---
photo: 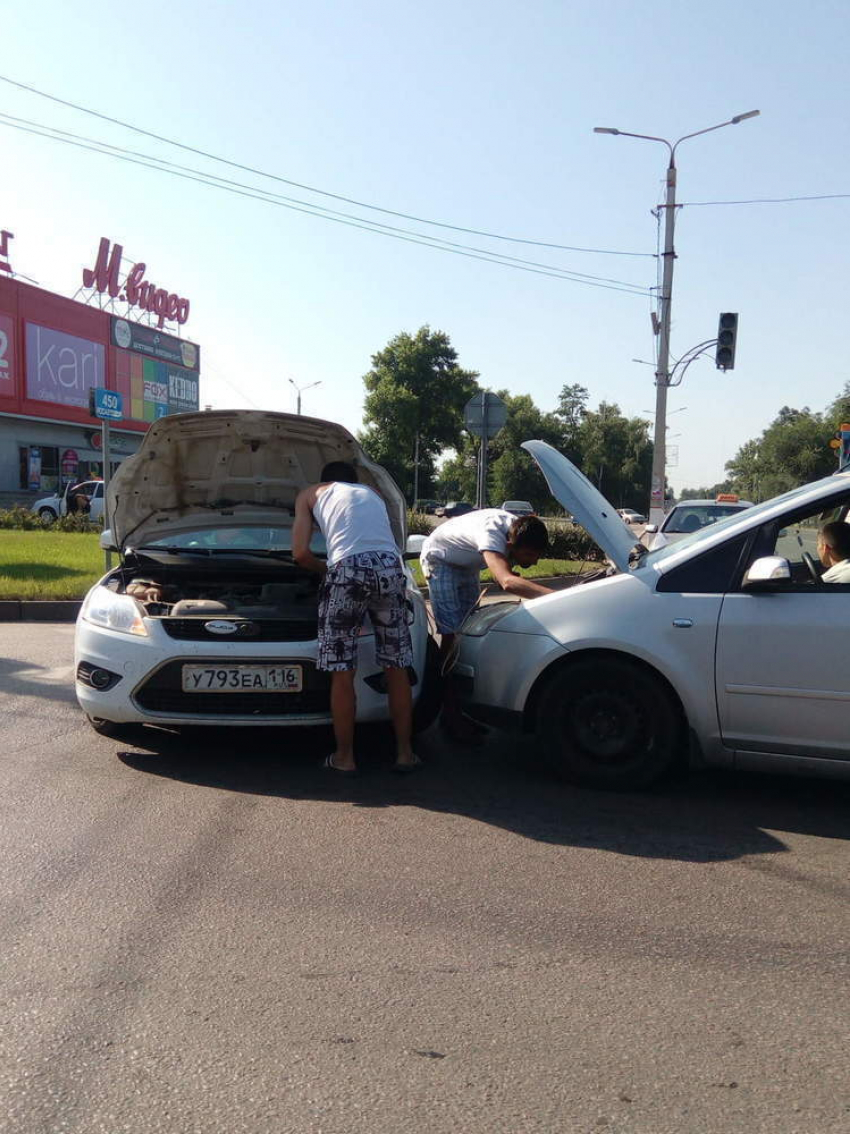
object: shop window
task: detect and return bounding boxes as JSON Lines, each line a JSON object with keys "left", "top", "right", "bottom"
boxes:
{"left": 18, "top": 447, "right": 28, "bottom": 490}
{"left": 39, "top": 446, "right": 60, "bottom": 492}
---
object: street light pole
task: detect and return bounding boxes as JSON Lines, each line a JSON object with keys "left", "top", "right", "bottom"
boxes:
{"left": 594, "top": 110, "right": 759, "bottom": 524}
{"left": 288, "top": 378, "right": 322, "bottom": 415}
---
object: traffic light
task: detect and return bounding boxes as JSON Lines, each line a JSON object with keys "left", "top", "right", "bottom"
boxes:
{"left": 715, "top": 312, "right": 738, "bottom": 370}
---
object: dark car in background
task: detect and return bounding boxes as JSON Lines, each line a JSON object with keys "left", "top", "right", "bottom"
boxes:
{"left": 436, "top": 501, "right": 476, "bottom": 518}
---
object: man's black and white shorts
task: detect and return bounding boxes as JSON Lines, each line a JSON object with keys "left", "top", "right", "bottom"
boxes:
{"left": 317, "top": 551, "right": 414, "bottom": 673}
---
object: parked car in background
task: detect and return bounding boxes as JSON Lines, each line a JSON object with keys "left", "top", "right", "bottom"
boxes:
{"left": 33, "top": 479, "right": 104, "bottom": 524}
{"left": 74, "top": 411, "right": 438, "bottom": 740}
{"left": 436, "top": 501, "right": 476, "bottom": 518}
{"left": 456, "top": 440, "right": 850, "bottom": 791}
{"left": 414, "top": 499, "right": 441, "bottom": 514}
{"left": 500, "top": 500, "right": 535, "bottom": 516}
{"left": 644, "top": 495, "right": 754, "bottom": 550}
{"left": 618, "top": 508, "right": 647, "bottom": 525}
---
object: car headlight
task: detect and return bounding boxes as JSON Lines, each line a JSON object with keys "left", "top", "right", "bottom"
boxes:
{"left": 461, "top": 602, "right": 517, "bottom": 637}
{"left": 81, "top": 586, "right": 148, "bottom": 637}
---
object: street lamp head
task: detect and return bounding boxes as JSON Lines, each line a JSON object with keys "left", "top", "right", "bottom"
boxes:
{"left": 731, "top": 109, "right": 760, "bottom": 124}
{"left": 288, "top": 378, "right": 296, "bottom": 388}
{"left": 593, "top": 127, "right": 620, "bottom": 135}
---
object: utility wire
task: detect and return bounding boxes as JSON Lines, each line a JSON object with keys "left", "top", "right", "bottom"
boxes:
{"left": 0, "top": 72, "right": 653, "bottom": 259}
{"left": 0, "top": 111, "right": 649, "bottom": 292}
{"left": 679, "top": 194, "right": 850, "bottom": 206}
{"left": 0, "top": 116, "right": 653, "bottom": 297}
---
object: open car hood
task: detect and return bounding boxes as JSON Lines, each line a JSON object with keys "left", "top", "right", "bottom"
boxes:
{"left": 106, "top": 410, "right": 407, "bottom": 552}
{"left": 522, "top": 440, "right": 641, "bottom": 573}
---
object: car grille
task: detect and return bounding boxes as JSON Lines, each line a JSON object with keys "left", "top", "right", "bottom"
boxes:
{"left": 134, "top": 659, "right": 331, "bottom": 716}
{"left": 161, "top": 618, "right": 317, "bottom": 643}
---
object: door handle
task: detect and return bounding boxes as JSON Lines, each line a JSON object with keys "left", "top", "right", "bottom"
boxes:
{"left": 672, "top": 618, "right": 693, "bottom": 628}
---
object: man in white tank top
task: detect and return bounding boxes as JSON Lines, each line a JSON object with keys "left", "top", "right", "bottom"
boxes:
{"left": 293, "top": 461, "right": 419, "bottom": 774}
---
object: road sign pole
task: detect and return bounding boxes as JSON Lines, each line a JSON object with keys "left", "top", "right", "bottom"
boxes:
{"left": 101, "top": 418, "right": 112, "bottom": 570}
{"left": 477, "top": 397, "right": 490, "bottom": 508}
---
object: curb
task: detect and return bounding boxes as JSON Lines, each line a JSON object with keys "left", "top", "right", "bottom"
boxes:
{"left": 0, "top": 601, "right": 82, "bottom": 622}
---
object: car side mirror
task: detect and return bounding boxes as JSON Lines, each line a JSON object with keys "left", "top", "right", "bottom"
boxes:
{"left": 644, "top": 523, "right": 658, "bottom": 534}
{"left": 404, "top": 533, "right": 426, "bottom": 559}
{"left": 742, "top": 555, "right": 791, "bottom": 590}
{"left": 99, "top": 529, "right": 118, "bottom": 552}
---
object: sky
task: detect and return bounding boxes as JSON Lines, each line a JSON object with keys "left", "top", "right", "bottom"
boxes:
{"left": 2, "top": 0, "right": 849, "bottom": 494}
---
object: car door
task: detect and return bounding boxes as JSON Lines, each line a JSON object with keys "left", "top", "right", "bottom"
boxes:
{"left": 715, "top": 498, "right": 850, "bottom": 761}
{"left": 88, "top": 482, "right": 105, "bottom": 521}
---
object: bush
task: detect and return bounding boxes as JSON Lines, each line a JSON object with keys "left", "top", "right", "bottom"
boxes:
{"left": 406, "top": 509, "right": 433, "bottom": 536}
{"left": 544, "top": 519, "right": 602, "bottom": 562}
{"left": 0, "top": 505, "right": 100, "bottom": 532}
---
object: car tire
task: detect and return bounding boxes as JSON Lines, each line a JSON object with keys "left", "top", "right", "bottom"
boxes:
{"left": 38, "top": 507, "right": 58, "bottom": 524}
{"left": 412, "top": 637, "right": 443, "bottom": 735}
{"left": 86, "top": 716, "right": 145, "bottom": 743}
{"left": 536, "top": 657, "right": 684, "bottom": 791}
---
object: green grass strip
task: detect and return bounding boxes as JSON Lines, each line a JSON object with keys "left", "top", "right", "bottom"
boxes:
{"left": 0, "top": 531, "right": 585, "bottom": 600}
{"left": 0, "top": 531, "right": 105, "bottom": 600}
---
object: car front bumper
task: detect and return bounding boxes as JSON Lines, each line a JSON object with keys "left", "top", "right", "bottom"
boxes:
{"left": 75, "top": 607, "right": 430, "bottom": 728}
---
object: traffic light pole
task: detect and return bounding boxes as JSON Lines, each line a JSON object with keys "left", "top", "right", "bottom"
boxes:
{"left": 649, "top": 158, "right": 677, "bottom": 525}
{"left": 593, "top": 110, "right": 759, "bottom": 525}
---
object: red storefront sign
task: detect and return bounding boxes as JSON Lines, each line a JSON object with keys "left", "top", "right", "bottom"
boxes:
{"left": 61, "top": 448, "right": 79, "bottom": 475}
{"left": 82, "top": 237, "right": 190, "bottom": 329}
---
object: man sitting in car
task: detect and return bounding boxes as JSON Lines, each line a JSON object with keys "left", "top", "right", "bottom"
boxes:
{"left": 818, "top": 521, "right": 850, "bottom": 582}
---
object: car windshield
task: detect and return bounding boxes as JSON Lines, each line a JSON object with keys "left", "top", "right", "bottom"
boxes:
{"left": 641, "top": 475, "right": 848, "bottom": 567}
{"left": 662, "top": 503, "right": 746, "bottom": 533}
{"left": 138, "top": 525, "right": 327, "bottom": 553}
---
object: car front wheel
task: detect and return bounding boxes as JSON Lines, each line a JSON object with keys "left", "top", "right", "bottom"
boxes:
{"left": 536, "top": 657, "right": 683, "bottom": 791}
{"left": 38, "top": 507, "right": 57, "bottom": 524}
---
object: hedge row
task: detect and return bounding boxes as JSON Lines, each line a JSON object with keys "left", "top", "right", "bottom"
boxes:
{"left": 0, "top": 505, "right": 101, "bottom": 532}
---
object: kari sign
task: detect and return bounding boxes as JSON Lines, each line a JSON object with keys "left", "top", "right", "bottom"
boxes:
{"left": 0, "top": 312, "right": 14, "bottom": 385}
{"left": 26, "top": 323, "right": 105, "bottom": 408}
{"left": 83, "top": 238, "right": 190, "bottom": 329}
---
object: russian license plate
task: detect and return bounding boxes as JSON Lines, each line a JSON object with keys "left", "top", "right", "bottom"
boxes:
{"left": 181, "top": 664, "right": 303, "bottom": 693}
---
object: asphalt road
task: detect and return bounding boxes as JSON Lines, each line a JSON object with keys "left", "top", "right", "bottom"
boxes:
{"left": 3, "top": 625, "right": 850, "bottom": 1134}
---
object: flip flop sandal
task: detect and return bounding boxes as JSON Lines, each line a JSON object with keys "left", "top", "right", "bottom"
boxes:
{"left": 322, "top": 754, "right": 357, "bottom": 776}
{"left": 393, "top": 754, "right": 423, "bottom": 774}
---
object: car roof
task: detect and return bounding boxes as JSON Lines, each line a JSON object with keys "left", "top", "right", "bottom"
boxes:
{"left": 670, "top": 499, "right": 753, "bottom": 508}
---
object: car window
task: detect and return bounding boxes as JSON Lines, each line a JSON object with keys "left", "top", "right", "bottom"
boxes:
{"left": 662, "top": 504, "right": 745, "bottom": 533}
{"left": 655, "top": 533, "right": 751, "bottom": 594}
{"left": 746, "top": 497, "right": 850, "bottom": 588}
{"left": 139, "top": 526, "right": 327, "bottom": 553}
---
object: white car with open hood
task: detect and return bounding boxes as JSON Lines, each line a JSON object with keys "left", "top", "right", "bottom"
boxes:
{"left": 456, "top": 440, "right": 850, "bottom": 790}
{"left": 74, "top": 411, "right": 438, "bottom": 738}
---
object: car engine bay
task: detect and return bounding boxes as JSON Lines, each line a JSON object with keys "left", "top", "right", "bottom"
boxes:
{"left": 109, "top": 566, "right": 322, "bottom": 622}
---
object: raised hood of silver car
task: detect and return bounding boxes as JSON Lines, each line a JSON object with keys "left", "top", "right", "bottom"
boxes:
{"left": 106, "top": 410, "right": 407, "bottom": 551}
{"left": 522, "top": 439, "right": 641, "bottom": 573}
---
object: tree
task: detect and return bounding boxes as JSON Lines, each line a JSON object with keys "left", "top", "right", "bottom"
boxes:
{"left": 574, "top": 402, "right": 653, "bottom": 510}
{"left": 725, "top": 406, "right": 835, "bottom": 501}
{"left": 359, "top": 326, "right": 479, "bottom": 502}
{"left": 678, "top": 482, "right": 733, "bottom": 501}
{"left": 487, "top": 391, "right": 566, "bottom": 511}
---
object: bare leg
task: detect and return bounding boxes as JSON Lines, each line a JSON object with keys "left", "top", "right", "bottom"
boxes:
{"left": 329, "top": 670, "right": 357, "bottom": 770}
{"left": 385, "top": 666, "right": 414, "bottom": 764}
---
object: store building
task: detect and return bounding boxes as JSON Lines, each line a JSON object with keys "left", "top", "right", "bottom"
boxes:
{"left": 0, "top": 234, "right": 200, "bottom": 507}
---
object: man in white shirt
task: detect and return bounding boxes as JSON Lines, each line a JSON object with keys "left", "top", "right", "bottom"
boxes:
{"left": 293, "top": 461, "right": 418, "bottom": 775}
{"left": 817, "top": 521, "right": 850, "bottom": 582}
{"left": 420, "top": 509, "right": 554, "bottom": 741}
